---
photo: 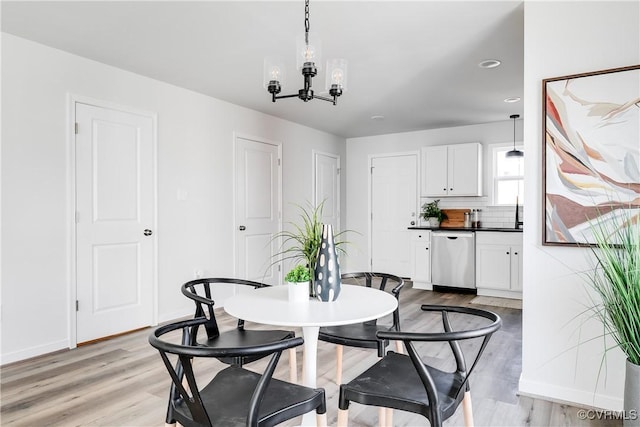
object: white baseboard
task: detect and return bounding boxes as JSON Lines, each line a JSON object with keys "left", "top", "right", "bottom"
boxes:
{"left": 519, "top": 374, "right": 623, "bottom": 411}
{"left": 1, "top": 339, "right": 69, "bottom": 366}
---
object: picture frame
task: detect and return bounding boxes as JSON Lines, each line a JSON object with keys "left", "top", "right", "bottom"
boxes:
{"left": 542, "top": 65, "right": 640, "bottom": 246}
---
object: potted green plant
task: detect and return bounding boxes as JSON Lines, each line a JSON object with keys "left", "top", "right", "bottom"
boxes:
{"left": 585, "top": 210, "right": 640, "bottom": 424}
{"left": 272, "top": 201, "right": 350, "bottom": 297}
{"left": 421, "top": 199, "right": 447, "bottom": 227}
{"left": 285, "top": 264, "right": 311, "bottom": 302}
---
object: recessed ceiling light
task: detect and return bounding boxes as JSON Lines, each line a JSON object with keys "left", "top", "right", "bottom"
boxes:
{"left": 371, "top": 115, "right": 385, "bottom": 121}
{"left": 478, "top": 59, "right": 501, "bottom": 69}
{"left": 504, "top": 97, "right": 521, "bottom": 103}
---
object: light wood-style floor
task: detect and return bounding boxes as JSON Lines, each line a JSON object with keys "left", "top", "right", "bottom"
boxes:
{"left": 1, "top": 285, "right": 621, "bottom": 426}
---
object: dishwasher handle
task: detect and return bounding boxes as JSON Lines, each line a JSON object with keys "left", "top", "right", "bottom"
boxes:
{"left": 433, "top": 232, "right": 475, "bottom": 239}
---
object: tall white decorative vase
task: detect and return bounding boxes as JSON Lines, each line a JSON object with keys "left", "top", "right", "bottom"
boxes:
{"left": 314, "top": 224, "right": 341, "bottom": 302}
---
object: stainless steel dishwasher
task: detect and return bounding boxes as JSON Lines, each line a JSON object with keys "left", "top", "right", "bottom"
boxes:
{"left": 431, "top": 231, "right": 475, "bottom": 289}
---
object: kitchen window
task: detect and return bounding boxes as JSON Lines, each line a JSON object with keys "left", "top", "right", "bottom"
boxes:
{"left": 491, "top": 144, "right": 524, "bottom": 205}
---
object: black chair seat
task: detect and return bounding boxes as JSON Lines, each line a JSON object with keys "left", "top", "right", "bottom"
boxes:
{"left": 318, "top": 323, "right": 390, "bottom": 350}
{"left": 199, "top": 328, "right": 295, "bottom": 365}
{"left": 339, "top": 351, "right": 464, "bottom": 420}
{"left": 173, "top": 366, "right": 325, "bottom": 427}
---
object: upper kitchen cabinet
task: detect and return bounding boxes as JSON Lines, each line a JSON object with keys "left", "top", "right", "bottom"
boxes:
{"left": 421, "top": 142, "right": 483, "bottom": 197}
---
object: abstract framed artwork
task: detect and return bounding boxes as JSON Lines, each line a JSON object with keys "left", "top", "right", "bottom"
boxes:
{"left": 542, "top": 65, "right": 640, "bottom": 246}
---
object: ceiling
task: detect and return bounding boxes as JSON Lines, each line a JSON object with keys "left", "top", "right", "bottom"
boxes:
{"left": 1, "top": 1, "right": 524, "bottom": 138}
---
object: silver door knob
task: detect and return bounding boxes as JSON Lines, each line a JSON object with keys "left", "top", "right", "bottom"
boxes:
{"left": 239, "top": 225, "right": 246, "bottom": 231}
{"left": 143, "top": 229, "right": 153, "bottom": 236}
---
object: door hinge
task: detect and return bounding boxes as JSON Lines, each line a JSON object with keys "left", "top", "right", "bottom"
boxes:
{"left": 370, "top": 166, "right": 374, "bottom": 174}
{"left": 278, "top": 264, "right": 281, "bottom": 272}
{"left": 75, "top": 123, "right": 78, "bottom": 134}
{"left": 337, "top": 168, "right": 341, "bottom": 175}
{"left": 76, "top": 300, "right": 79, "bottom": 311}
{"left": 278, "top": 158, "right": 281, "bottom": 166}
{"left": 75, "top": 211, "right": 80, "bottom": 223}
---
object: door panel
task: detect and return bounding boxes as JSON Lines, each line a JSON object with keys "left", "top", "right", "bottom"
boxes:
{"left": 371, "top": 154, "right": 417, "bottom": 277}
{"left": 75, "top": 102, "right": 155, "bottom": 343}
{"left": 314, "top": 152, "right": 340, "bottom": 229}
{"left": 235, "top": 137, "right": 281, "bottom": 285}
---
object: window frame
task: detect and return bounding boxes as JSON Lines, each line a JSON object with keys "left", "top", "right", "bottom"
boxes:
{"left": 489, "top": 142, "right": 524, "bottom": 206}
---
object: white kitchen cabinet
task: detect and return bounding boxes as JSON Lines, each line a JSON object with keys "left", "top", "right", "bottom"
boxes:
{"left": 475, "top": 232, "right": 522, "bottom": 299}
{"left": 421, "top": 142, "right": 482, "bottom": 197}
{"left": 410, "top": 231, "right": 432, "bottom": 290}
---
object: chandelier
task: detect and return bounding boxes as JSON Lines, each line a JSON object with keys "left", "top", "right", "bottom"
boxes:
{"left": 264, "top": 0, "right": 347, "bottom": 105}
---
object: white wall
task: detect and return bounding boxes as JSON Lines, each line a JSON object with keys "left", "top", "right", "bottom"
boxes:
{"left": 345, "top": 120, "right": 522, "bottom": 271}
{"left": 520, "top": 1, "right": 639, "bottom": 410}
{"left": 1, "top": 34, "right": 346, "bottom": 364}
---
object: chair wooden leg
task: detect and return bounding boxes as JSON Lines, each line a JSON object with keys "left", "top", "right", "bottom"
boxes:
{"left": 316, "top": 412, "right": 328, "bottom": 426}
{"left": 335, "top": 344, "right": 344, "bottom": 384}
{"left": 462, "top": 390, "right": 474, "bottom": 427}
{"left": 378, "top": 407, "right": 387, "bottom": 427}
{"left": 337, "top": 409, "right": 349, "bottom": 427}
{"left": 395, "top": 340, "right": 403, "bottom": 354}
{"left": 386, "top": 407, "right": 393, "bottom": 426}
{"left": 288, "top": 347, "right": 297, "bottom": 383}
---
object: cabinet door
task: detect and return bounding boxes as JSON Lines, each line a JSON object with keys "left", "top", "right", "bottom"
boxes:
{"left": 448, "top": 143, "right": 482, "bottom": 196}
{"left": 476, "top": 244, "right": 511, "bottom": 290}
{"left": 511, "top": 244, "right": 523, "bottom": 291}
{"left": 421, "top": 146, "right": 448, "bottom": 196}
{"left": 411, "top": 241, "right": 431, "bottom": 283}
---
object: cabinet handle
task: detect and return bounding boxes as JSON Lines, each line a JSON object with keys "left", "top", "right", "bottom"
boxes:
{"left": 506, "top": 251, "right": 510, "bottom": 255}
{"left": 425, "top": 247, "right": 429, "bottom": 250}
{"left": 443, "top": 188, "right": 446, "bottom": 191}
{"left": 514, "top": 252, "right": 518, "bottom": 255}
{"left": 450, "top": 188, "right": 453, "bottom": 191}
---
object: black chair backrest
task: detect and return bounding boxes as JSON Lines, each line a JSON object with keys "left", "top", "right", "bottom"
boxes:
{"left": 341, "top": 272, "right": 404, "bottom": 328}
{"left": 181, "top": 278, "right": 269, "bottom": 339}
{"left": 378, "top": 304, "right": 502, "bottom": 425}
{"left": 149, "top": 317, "right": 303, "bottom": 426}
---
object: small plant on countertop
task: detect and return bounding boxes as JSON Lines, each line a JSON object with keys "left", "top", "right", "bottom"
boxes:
{"left": 421, "top": 199, "right": 447, "bottom": 222}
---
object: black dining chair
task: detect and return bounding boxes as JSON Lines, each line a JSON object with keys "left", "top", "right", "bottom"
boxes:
{"left": 318, "top": 272, "right": 404, "bottom": 385}
{"left": 336, "top": 304, "right": 502, "bottom": 427}
{"left": 149, "top": 317, "right": 327, "bottom": 427}
{"left": 181, "top": 277, "right": 297, "bottom": 382}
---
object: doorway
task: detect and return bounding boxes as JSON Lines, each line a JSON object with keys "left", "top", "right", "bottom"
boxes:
{"left": 313, "top": 151, "right": 340, "bottom": 230}
{"left": 74, "top": 100, "right": 157, "bottom": 344}
{"left": 370, "top": 152, "right": 418, "bottom": 277}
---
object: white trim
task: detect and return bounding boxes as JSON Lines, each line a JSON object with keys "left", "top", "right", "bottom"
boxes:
{"left": 368, "top": 150, "right": 419, "bottom": 272}
{"left": 1, "top": 339, "right": 70, "bottom": 366}
{"left": 68, "top": 94, "right": 159, "bottom": 348}
{"left": 519, "top": 376, "right": 623, "bottom": 412}
{"left": 232, "top": 132, "right": 283, "bottom": 285}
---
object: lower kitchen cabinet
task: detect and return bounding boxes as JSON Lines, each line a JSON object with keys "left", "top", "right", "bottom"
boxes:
{"left": 475, "top": 232, "right": 522, "bottom": 299}
{"left": 410, "top": 231, "right": 432, "bottom": 290}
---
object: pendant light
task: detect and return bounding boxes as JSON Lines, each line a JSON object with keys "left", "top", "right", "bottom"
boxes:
{"left": 264, "top": 0, "right": 347, "bottom": 106}
{"left": 506, "top": 114, "right": 524, "bottom": 158}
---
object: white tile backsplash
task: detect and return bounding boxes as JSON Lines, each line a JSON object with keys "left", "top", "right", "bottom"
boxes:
{"left": 419, "top": 197, "right": 524, "bottom": 229}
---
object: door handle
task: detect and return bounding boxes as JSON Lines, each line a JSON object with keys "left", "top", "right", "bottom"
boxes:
{"left": 143, "top": 229, "right": 153, "bottom": 236}
{"left": 410, "top": 220, "right": 415, "bottom": 226}
{"left": 239, "top": 225, "right": 246, "bottom": 231}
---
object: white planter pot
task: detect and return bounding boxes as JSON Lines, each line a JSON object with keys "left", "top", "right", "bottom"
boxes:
{"left": 428, "top": 217, "right": 440, "bottom": 227}
{"left": 625, "top": 359, "right": 640, "bottom": 426}
{"left": 288, "top": 281, "right": 310, "bottom": 303}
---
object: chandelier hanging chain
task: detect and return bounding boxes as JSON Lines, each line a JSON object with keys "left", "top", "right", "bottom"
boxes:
{"left": 304, "top": 0, "right": 310, "bottom": 44}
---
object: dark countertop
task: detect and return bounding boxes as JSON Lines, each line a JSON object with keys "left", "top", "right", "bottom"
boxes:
{"left": 408, "top": 226, "right": 523, "bottom": 233}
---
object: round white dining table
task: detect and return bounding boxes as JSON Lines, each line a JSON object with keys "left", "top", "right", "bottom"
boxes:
{"left": 224, "top": 284, "right": 398, "bottom": 426}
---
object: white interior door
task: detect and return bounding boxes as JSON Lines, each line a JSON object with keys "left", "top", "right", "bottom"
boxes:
{"left": 235, "top": 136, "right": 281, "bottom": 285}
{"left": 75, "top": 102, "right": 155, "bottom": 343}
{"left": 313, "top": 151, "right": 340, "bottom": 230}
{"left": 370, "top": 153, "right": 418, "bottom": 277}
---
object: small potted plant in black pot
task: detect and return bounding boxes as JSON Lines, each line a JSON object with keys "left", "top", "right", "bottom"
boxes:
{"left": 421, "top": 199, "right": 447, "bottom": 227}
